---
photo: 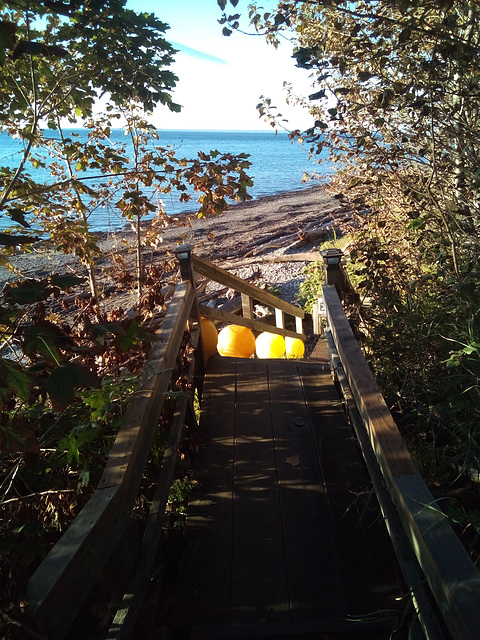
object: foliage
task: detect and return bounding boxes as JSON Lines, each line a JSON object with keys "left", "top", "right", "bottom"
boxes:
{"left": 298, "top": 260, "right": 323, "bottom": 313}
{"left": 0, "top": 0, "right": 252, "bottom": 462}
{"left": 348, "top": 224, "right": 480, "bottom": 483}
{"left": 0, "top": 0, "right": 252, "bottom": 293}
{"left": 0, "top": 1, "right": 253, "bottom": 631}
{"left": 218, "top": 1, "right": 480, "bottom": 486}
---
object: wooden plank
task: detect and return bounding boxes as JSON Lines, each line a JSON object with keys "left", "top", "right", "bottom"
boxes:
{"left": 266, "top": 360, "right": 346, "bottom": 621}
{"left": 324, "top": 328, "right": 448, "bottom": 639}
{"left": 241, "top": 293, "right": 254, "bottom": 319}
{"left": 323, "top": 284, "right": 480, "bottom": 640}
{"left": 275, "top": 308, "right": 285, "bottom": 329}
{"left": 193, "top": 254, "right": 304, "bottom": 319}
{"left": 98, "top": 281, "right": 195, "bottom": 498}
{"left": 191, "top": 616, "right": 402, "bottom": 639}
{"left": 323, "top": 285, "right": 415, "bottom": 478}
{"left": 299, "top": 359, "right": 404, "bottom": 617}
{"left": 230, "top": 359, "right": 289, "bottom": 624}
{"left": 28, "top": 485, "right": 129, "bottom": 640}
{"left": 28, "top": 283, "right": 195, "bottom": 640}
{"left": 107, "top": 346, "right": 198, "bottom": 639}
{"left": 173, "top": 355, "right": 237, "bottom": 631}
{"left": 295, "top": 315, "right": 303, "bottom": 335}
{"left": 199, "top": 304, "right": 305, "bottom": 341}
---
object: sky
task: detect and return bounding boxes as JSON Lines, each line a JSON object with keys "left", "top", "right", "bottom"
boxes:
{"left": 126, "top": 0, "right": 315, "bottom": 130}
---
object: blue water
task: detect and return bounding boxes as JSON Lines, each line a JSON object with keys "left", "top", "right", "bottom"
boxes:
{"left": 0, "top": 129, "right": 332, "bottom": 232}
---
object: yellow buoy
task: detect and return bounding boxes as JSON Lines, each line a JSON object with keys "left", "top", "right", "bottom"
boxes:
{"left": 255, "top": 332, "right": 286, "bottom": 359}
{"left": 217, "top": 325, "right": 256, "bottom": 358}
{"left": 285, "top": 336, "right": 305, "bottom": 359}
{"left": 200, "top": 317, "right": 218, "bottom": 359}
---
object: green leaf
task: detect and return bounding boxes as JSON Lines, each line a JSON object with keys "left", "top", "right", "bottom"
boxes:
{"left": 23, "top": 322, "right": 72, "bottom": 363}
{"left": 0, "top": 233, "right": 38, "bottom": 247}
{"left": 407, "top": 217, "right": 424, "bottom": 230}
{"left": 0, "top": 307, "right": 23, "bottom": 326}
{"left": 0, "top": 360, "right": 31, "bottom": 408}
{"left": 358, "top": 71, "right": 374, "bottom": 82}
{"left": 5, "top": 362, "right": 30, "bottom": 402}
{"left": 7, "top": 208, "right": 30, "bottom": 227}
{"left": 45, "top": 362, "right": 100, "bottom": 411}
{"left": 308, "top": 90, "right": 326, "bottom": 100}
{"left": 4, "top": 279, "right": 53, "bottom": 305}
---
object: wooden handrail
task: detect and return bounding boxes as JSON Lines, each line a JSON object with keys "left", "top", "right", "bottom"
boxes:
{"left": 323, "top": 283, "right": 480, "bottom": 640}
{"left": 191, "top": 253, "right": 305, "bottom": 340}
{"left": 198, "top": 303, "right": 305, "bottom": 340}
{"left": 28, "top": 281, "right": 197, "bottom": 640}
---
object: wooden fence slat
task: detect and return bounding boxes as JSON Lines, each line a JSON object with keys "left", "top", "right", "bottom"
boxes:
{"left": 274, "top": 308, "right": 284, "bottom": 329}
{"left": 199, "top": 304, "right": 305, "bottom": 341}
{"left": 241, "top": 293, "right": 254, "bottom": 319}
{"left": 323, "top": 283, "right": 480, "bottom": 640}
{"left": 192, "top": 254, "right": 304, "bottom": 319}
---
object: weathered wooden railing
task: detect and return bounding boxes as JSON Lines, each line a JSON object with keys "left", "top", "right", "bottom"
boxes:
{"left": 27, "top": 279, "right": 198, "bottom": 640}
{"left": 27, "top": 247, "right": 306, "bottom": 640}
{"left": 321, "top": 259, "right": 480, "bottom": 640}
{"left": 182, "top": 244, "right": 305, "bottom": 341}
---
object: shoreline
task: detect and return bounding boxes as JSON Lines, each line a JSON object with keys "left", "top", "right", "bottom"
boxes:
{"left": 96, "top": 183, "right": 330, "bottom": 239}
{"left": 0, "top": 184, "right": 344, "bottom": 289}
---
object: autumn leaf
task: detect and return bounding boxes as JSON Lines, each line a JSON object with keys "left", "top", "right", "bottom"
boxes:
{"left": 285, "top": 454, "right": 300, "bottom": 467}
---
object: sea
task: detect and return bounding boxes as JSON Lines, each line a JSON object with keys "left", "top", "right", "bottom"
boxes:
{"left": 0, "top": 129, "right": 333, "bottom": 232}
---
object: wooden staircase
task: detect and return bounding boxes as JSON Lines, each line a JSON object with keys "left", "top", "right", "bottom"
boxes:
{"left": 26, "top": 247, "right": 480, "bottom": 640}
{"left": 170, "top": 350, "right": 408, "bottom": 639}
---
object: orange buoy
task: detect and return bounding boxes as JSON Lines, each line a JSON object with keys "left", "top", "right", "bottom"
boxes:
{"left": 200, "top": 317, "right": 218, "bottom": 359}
{"left": 285, "top": 336, "right": 305, "bottom": 359}
{"left": 255, "top": 332, "right": 286, "bottom": 359}
{"left": 217, "top": 325, "right": 255, "bottom": 358}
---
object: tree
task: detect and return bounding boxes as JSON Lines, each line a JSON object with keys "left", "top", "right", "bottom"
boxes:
{"left": 0, "top": 0, "right": 253, "bottom": 604}
{"left": 219, "top": 0, "right": 480, "bottom": 479}
{"left": 222, "top": 1, "right": 480, "bottom": 276}
{"left": 0, "top": 0, "right": 180, "bottom": 263}
{"left": 0, "top": 0, "right": 252, "bottom": 296}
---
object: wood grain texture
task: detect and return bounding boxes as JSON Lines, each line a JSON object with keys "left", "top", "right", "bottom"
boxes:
{"left": 28, "top": 282, "right": 196, "bottom": 640}
{"left": 173, "top": 356, "right": 404, "bottom": 638}
{"left": 323, "top": 283, "right": 480, "bottom": 640}
{"left": 173, "top": 355, "right": 237, "bottom": 630}
{"left": 231, "top": 359, "right": 289, "bottom": 623}
{"left": 267, "top": 360, "right": 346, "bottom": 620}
{"left": 199, "top": 304, "right": 305, "bottom": 341}
{"left": 192, "top": 254, "right": 304, "bottom": 319}
{"left": 99, "top": 281, "right": 195, "bottom": 496}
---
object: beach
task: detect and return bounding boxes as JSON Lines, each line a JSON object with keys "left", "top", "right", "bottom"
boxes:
{"left": 1, "top": 185, "right": 343, "bottom": 274}
{"left": 0, "top": 185, "right": 355, "bottom": 318}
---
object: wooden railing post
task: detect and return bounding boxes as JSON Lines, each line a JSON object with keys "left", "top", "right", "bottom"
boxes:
{"left": 173, "top": 244, "right": 206, "bottom": 374}
{"left": 320, "top": 248, "right": 345, "bottom": 299}
{"left": 320, "top": 248, "right": 359, "bottom": 311}
{"left": 174, "top": 243, "right": 194, "bottom": 284}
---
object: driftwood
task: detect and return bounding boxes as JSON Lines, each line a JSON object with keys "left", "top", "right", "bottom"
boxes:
{"left": 219, "top": 253, "right": 322, "bottom": 271}
{"left": 209, "top": 210, "right": 341, "bottom": 261}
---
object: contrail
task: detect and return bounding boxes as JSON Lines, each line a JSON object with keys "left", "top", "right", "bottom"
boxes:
{"left": 169, "top": 41, "right": 227, "bottom": 64}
